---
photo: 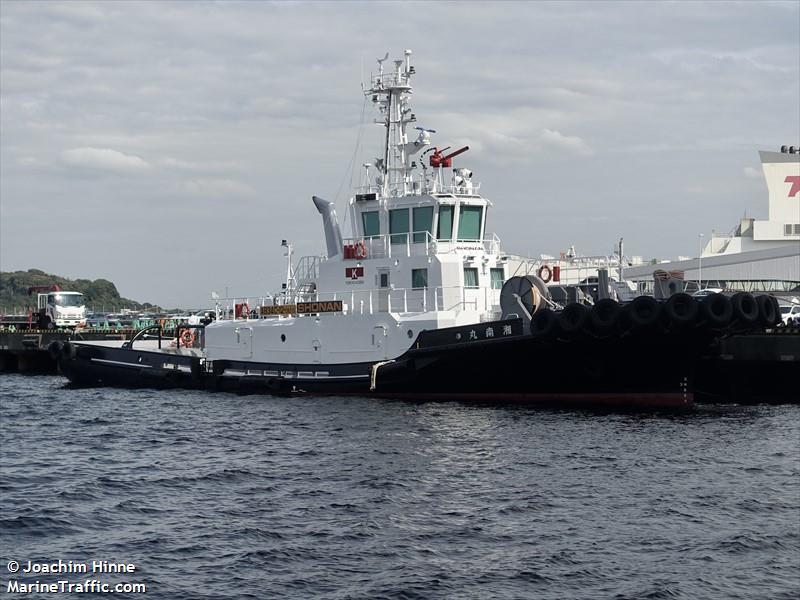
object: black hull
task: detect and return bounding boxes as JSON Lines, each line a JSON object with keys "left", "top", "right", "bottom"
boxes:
{"left": 370, "top": 327, "right": 704, "bottom": 408}
{"left": 59, "top": 345, "right": 207, "bottom": 390}
{"left": 58, "top": 342, "right": 372, "bottom": 395}
{"left": 56, "top": 317, "right": 720, "bottom": 409}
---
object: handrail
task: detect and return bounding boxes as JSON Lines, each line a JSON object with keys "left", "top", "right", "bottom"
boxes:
{"left": 125, "top": 324, "right": 164, "bottom": 350}
{"left": 290, "top": 255, "right": 322, "bottom": 283}
{"left": 125, "top": 323, "right": 206, "bottom": 350}
{"left": 353, "top": 182, "right": 483, "bottom": 196}
{"left": 214, "top": 283, "right": 502, "bottom": 320}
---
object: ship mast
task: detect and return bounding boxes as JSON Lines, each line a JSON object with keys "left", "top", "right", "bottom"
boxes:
{"left": 365, "top": 50, "right": 418, "bottom": 198}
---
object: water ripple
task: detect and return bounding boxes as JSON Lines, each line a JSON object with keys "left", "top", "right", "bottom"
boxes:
{"left": 1, "top": 374, "right": 798, "bottom": 599}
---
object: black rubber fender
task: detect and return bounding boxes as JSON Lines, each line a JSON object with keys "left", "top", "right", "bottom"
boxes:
{"left": 626, "top": 295, "right": 663, "bottom": 330}
{"left": 558, "top": 303, "right": 590, "bottom": 336}
{"left": 700, "top": 293, "right": 733, "bottom": 329}
{"left": 756, "top": 294, "right": 779, "bottom": 327}
{"left": 770, "top": 295, "right": 782, "bottom": 327}
{"left": 731, "top": 292, "right": 759, "bottom": 325}
{"left": 60, "top": 341, "right": 76, "bottom": 360}
{"left": 212, "top": 360, "right": 228, "bottom": 376}
{"left": 590, "top": 298, "right": 621, "bottom": 336}
{"left": 190, "top": 358, "right": 204, "bottom": 379}
{"left": 47, "top": 341, "right": 63, "bottom": 360}
{"left": 530, "top": 308, "right": 560, "bottom": 339}
{"left": 664, "top": 293, "right": 699, "bottom": 328}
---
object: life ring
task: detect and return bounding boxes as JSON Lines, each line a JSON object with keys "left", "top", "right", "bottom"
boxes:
{"left": 538, "top": 265, "right": 552, "bottom": 283}
{"left": 354, "top": 240, "right": 368, "bottom": 259}
{"left": 180, "top": 328, "right": 196, "bottom": 348}
{"left": 239, "top": 303, "right": 250, "bottom": 319}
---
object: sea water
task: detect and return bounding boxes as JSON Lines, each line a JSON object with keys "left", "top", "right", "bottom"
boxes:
{"left": 1, "top": 374, "right": 798, "bottom": 599}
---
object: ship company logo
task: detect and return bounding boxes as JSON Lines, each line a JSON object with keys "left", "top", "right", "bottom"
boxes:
{"left": 786, "top": 175, "right": 800, "bottom": 198}
{"left": 345, "top": 266, "right": 364, "bottom": 281}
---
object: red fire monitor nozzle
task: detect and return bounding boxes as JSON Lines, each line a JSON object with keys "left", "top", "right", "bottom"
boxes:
{"left": 430, "top": 145, "right": 469, "bottom": 168}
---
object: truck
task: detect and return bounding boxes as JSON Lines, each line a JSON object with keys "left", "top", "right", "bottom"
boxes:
{"left": 27, "top": 285, "right": 87, "bottom": 329}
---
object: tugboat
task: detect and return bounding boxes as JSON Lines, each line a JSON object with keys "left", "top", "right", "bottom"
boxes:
{"left": 56, "top": 50, "right": 782, "bottom": 407}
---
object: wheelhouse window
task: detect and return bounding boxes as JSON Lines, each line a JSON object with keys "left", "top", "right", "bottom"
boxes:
{"left": 463, "top": 267, "right": 479, "bottom": 288}
{"left": 412, "top": 206, "right": 434, "bottom": 243}
{"left": 457, "top": 206, "right": 483, "bottom": 241}
{"left": 362, "top": 211, "right": 380, "bottom": 237}
{"left": 437, "top": 205, "right": 454, "bottom": 240}
{"left": 490, "top": 268, "right": 504, "bottom": 289}
{"left": 412, "top": 268, "right": 428, "bottom": 289}
{"left": 389, "top": 208, "right": 410, "bottom": 245}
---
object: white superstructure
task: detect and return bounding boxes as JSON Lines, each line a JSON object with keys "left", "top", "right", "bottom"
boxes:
{"left": 203, "top": 51, "right": 509, "bottom": 366}
{"left": 706, "top": 148, "right": 800, "bottom": 255}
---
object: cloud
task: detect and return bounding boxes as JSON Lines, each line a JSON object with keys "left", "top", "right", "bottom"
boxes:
{"left": 1, "top": 1, "right": 797, "bottom": 306}
{"left": 180, "top": 177, "right": 255, "bottom": 198}
{"left": 157, "top": 156, "right": 243, "bottom": 173}
{"left": 61, "top": 147, "right": 150, "bottom": 173}
{"left": 16, "top": 156, "right": 45, "bottom": 168}
{"left": 538, "top": 129, "right": 593, "bottom": 156}
{"left": 159, "top": 157, "right": 201, "bottom": 170}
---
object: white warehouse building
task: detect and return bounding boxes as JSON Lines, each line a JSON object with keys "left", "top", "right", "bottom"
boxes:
{"left": 623, "top": 147, "right": 800, "bottom": 292}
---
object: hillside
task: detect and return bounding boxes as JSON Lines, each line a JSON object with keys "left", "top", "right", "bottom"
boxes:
{"left": 0, "top": 269, "right": 153, "bottom": 314}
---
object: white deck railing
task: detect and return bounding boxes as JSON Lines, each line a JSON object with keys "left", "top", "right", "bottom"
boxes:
{"left": 216, "top": 284, "right": 502, "bottom": 320}
{"left": 354, "top": 181, "right": 482, "bottom": 197}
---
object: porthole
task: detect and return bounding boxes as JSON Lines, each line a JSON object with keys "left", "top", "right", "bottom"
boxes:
{"left": 281, "top": 334, "right": 286, "bottom": 342}
{"left": 407, "top": 329, "right": 413, "bottom": 338}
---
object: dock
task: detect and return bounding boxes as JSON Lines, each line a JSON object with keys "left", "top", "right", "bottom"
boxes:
{"left": 0, "top": 329, "right": 165, "bottom": 373}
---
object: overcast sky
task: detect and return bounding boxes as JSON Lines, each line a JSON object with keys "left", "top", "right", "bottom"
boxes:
{"left": 1, "top": 1, "right": 798, "bottom": 308}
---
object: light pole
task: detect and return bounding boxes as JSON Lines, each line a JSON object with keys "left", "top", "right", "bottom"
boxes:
{"left": 698, "top": 233, "right": 704, "bottom": 292}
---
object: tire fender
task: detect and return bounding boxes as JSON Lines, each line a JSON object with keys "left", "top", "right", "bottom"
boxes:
{"left": 665, "top": 293, "right": 699, "bottom": 328}
{"left": 591, "top": 298, "right": 621, "bottom": 336}
{"left": 701, "top": 293, "right": 733, "bottom": 329}
{"left": 558, "top": 303, "right": 590, "bottom": 335}
{"left": 530, "top": 308, "right": 560, "bottom": 339}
